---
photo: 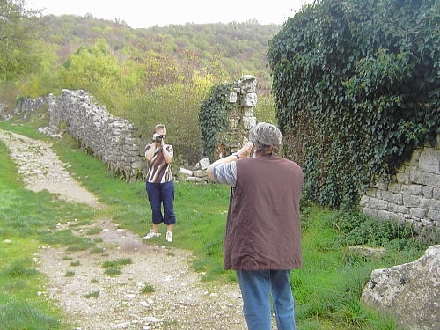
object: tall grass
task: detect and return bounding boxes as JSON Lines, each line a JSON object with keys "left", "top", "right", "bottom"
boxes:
{"left": 0, "top": 120, "right": 434, "bottom": 329}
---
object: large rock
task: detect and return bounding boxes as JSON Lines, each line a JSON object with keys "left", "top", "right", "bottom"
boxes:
{"left": 361, "top": 245, "right": 440, "bottom": 330}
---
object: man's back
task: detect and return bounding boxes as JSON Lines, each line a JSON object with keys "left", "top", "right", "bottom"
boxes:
{"left": 224, "top": 156, "right": 304, "bottom": 270}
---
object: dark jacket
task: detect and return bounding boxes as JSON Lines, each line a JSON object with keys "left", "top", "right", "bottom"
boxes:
{"left": 224, "top": 155, "right": 304, "bottom": 270}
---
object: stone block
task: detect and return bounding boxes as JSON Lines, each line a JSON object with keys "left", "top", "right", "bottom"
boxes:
{"left": 388, "top": 182, "right": 402, "bottom": 193}
{"left": 236, "top": 75, "right": 257, "bottom": 93}
{"left": 371, "top": 199, "right": 389, "bottom": 210}
{"left": 180, "top": 167, "right": 193, "bottom": 176}
{"left": 409, "top": 149, "right": 422, "bottom": 165}
{"left": 411, "top": 170, "right": 440, "bottom": 188}
{"left": 243, "top": 116, "right": 256, "bottom": 130}
{"left": 428, "top": 209, "right": 440, "bottom": 222}
{"left": 401, "top": 184, "right": 423, "bottom": 196}
{"left": 376, "top": 209, "right": 402, "bottom": 221}
{"left": 364, "top": 188, "right": 377, "bottom": 198}
{"left": 403, "top": 194, "right": 422, "bottom": 208}
{"left": 377, "top": 190, "right": 403, "bottom": 204}
{"left": 359, "top": 195, "right": 371, "bottom": 206}
{"left": 198, "top": 157, "right": 210, "bottom": 170}
{"left": 240, "top": 92, "right": 257, "bottom": 107}
{"left": 389, "top": 203, "right": 409, "bottom": 215}
{"left": 229, "top": 91, "right": 238, "bottom": 103}
{"left": 419, "top": 149, "right": 440, "bottom": 174}
{"left": 409, "top": 208, "right": 427, "bottom": 218}
{"left": 243, "top": 107, "right": 254, "bottom": 117}
{"left": 193, "top": 170, "right": 206, "bottom": 178}
{"left": 362, "top": 245, "right": 440, "bottom": 330}
{"left": 395, "top": 172, "right": 409, "bottom": 183}
{"left": 422, "top": 186, "right": 434, "bottom": 198}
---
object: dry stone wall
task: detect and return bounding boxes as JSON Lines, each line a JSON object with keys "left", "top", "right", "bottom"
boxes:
{"left": 360, "top": 135, "right": 440, "bottom": 233}
{"left": 17, "top": 89, "right": 145, "bottom": 182}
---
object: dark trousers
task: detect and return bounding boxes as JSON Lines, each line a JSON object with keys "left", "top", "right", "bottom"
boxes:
{"left": 146, "top": 181, "right": 176, "bottom": 225}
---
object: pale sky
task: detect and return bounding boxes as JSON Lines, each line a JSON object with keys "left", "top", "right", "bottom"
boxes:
{"left": 26, "top": 0, "right": 314, "bottom": 29}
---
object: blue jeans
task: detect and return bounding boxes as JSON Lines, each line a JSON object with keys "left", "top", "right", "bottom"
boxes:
{"left": 237, "top": 269, "right": 296, "bottom": 330}
{"left": 146, "top": 181, "right": 176, "bottom": 225}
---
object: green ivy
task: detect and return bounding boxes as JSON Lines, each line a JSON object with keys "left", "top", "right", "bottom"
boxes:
{"left": 268, "top": 0, "right": 440, "bottom": 209}
{"left": 199, "top": 83, "right": 234, "bottom": 160}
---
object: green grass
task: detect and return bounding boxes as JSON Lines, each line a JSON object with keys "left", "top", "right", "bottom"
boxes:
{"left": 102, "top": 258, "right": 132, "bottom": 277}
{"left": 0, "top": 120, "right": 435, "bottom": 329}
{"left": 141, "top": 283, "right": 155, "bottom": 294}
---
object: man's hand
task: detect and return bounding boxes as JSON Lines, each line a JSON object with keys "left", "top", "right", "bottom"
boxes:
{"left": 237, "top": 142, "right": 254, "bottom": 158}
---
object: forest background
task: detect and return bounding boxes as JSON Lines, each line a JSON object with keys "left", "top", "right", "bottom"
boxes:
{"left": 0, "top": 2, "right": 280, "bottom": 166}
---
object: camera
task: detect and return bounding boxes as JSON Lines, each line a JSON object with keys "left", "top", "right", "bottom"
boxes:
{"left": 153, "top": 135, "right": 164, "bottom": 143}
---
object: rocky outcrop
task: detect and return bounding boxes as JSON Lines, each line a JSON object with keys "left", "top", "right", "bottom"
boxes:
{"left": 361, "top": 245, "right": 440, "bottom": 330}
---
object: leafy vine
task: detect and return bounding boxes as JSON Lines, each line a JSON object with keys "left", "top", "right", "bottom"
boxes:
{"left": 268, "top": 0, "right": 439, "bottom": 208}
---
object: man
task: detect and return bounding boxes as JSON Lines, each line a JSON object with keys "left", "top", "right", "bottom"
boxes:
{"left": 143, "top": 124, "right": 176, "bottom": 243}
{"left": 207, "top": 122, "right": 304, "bottom": 329}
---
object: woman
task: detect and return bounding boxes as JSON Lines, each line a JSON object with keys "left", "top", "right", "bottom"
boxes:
{"left": 143, "top": 124, "right": 176, "bottom": 242}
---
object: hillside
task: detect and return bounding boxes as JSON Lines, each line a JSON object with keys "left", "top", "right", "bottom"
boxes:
{"left": 35, "top": 14, "right": 282, "bottom": 92}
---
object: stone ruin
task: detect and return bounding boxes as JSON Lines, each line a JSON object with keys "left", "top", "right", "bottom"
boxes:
{"left": 179, "top": 75, "right": 257, "bottom": 183}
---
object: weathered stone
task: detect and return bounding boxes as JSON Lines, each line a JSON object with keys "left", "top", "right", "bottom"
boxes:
{"left": 361, "top": 245, "right": 440, "bottom": 330}
{"left": 419, "top": 149, "right": 440, "bottom": 174}
{"left": 396, "top": 172, "right": 410, "bottom": 184}
{"left": 348, "top": 245, "right": 386, "bottom": 258}
{"left": 240, "top": 92, "right": 257, "bottom": 107}
{"left": 377, "top": 190, "right": 403, "bottom": 204}
{"left": 229, "top": 92, "right": 238, "bottom": 103}
{"left": 185, "top": 176, "right": 207, "bottom": 182}
{"left": 179, "top": 167, "right": 193, "bottom": 176}
{"left": 403, "top": 194, "right": 422, "bottom": 208}
{"left": 411, "top": 170, "right": 440, "bottom": 188}
{"left": 193, "top": 170, "right": 206, "bottom": 178}
{"left": 198, "top": 158, "right": 210, "bottom": 170}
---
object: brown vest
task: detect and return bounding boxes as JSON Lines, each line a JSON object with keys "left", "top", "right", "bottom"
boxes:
{"left": 224, "top": 156, "right": 304, "bottom": 270}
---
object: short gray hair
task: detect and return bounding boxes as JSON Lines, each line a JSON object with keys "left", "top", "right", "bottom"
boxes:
{"left": 249, "top": 122, "right": 282, "bottom": 155}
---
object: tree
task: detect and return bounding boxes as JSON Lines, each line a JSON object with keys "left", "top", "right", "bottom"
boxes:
{"left": 0, "top": 0, "right": 41, "bottom": 82}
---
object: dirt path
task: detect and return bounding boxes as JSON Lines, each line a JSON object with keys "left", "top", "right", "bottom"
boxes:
{"left": 0, "top": 129, "right": 247, "bottom": 330}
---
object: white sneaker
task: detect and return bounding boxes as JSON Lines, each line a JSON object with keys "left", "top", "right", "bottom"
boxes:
{"left": 166, "top": 231, "right": 173, "bottom": 242}
{"left": 143, "top": 230, "right": 161, "bottom": 239}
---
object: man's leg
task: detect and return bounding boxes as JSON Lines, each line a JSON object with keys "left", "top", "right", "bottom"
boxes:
{"left": 271, "top": 270, "right": 296, "bottom": 330}
{"left": 237, "top": 269, "right": 272, "bottom": 330}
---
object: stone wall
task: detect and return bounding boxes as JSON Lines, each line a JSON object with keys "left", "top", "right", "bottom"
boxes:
{"left": 360, "top": 135, "right": 440, "bottom": 233}
{"left": 17, "top": 89, "right": 145, "bottom": 182}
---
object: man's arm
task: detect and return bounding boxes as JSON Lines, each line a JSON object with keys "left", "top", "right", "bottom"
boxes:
{"left": 207, "top": 142, "right": 253, "bottom": 182}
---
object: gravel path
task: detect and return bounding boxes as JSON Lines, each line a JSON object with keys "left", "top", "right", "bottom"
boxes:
{"left": 0, "top": 129, "right": 247, "bottom": 330}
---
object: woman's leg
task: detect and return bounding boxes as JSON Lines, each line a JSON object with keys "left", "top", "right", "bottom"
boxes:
{"left": 146, "top": 182, "right": 164, "bottom": 225}
{"left": 161, "top": 181, "right": 176, "bottom": 226}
